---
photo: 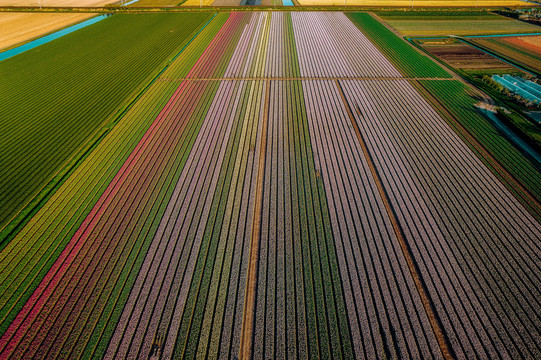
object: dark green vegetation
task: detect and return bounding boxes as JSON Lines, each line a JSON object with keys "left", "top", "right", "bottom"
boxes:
{"left": 419, "top": 80, "right": 541, "bottom": 204}
{"left": 497, "top": 108, "right": 541, "bottom": 150}
{"left": 479, "top": 77, "right": 541, "bottom": 152}
{"left": 347, "top": 12, "right": 451, "bottom": 78}
{"left": 408, "top": 35, "right": 541, "bottom": 176}
{"left": 0, "top": 12, "right": 212, "bottom": 231}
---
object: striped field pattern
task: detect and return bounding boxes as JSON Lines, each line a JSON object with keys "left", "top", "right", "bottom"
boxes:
{"left": 0, "top": 11, "right": 539, "bottom": 360}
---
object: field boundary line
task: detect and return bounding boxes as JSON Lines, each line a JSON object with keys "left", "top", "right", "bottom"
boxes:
{"left": 334, "top": 79, "right": 455, "bottom": 360}
{"left": 239, "top": 80, "right": 270, "bottom": 360}
{"left": 159, "top": 76, "right": 455, "bottom": 81}
{"left": 410, "top": 79, "right": 541, "bottom": 220}
{"left": 0, "top": 7, "right": 535, "bottom": 13}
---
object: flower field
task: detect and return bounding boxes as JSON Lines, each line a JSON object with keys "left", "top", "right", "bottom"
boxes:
{"left": 469, "top": 35, "right": 541, "bottom": 74}
{"left": 0, "top": 10, "right": 540, "bottom": 360}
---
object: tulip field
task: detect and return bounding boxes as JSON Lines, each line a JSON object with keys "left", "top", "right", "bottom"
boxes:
{"left": 0, "top": 10, "right": 540, "bottom": 360}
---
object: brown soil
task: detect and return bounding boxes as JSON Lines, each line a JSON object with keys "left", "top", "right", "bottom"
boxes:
{"left": 423, "top": 43, "right": 514, "bottom": 71}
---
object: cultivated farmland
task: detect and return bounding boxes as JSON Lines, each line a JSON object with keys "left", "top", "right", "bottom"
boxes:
{"left": 0, "top": 12, "right": 212, "bottom": 231}
{"left": 0, "top": 0, "right": 116, "bottom": 5}
{"left": 377, "top": 10, "right": 541, "bottom": 36}
{"left": 0, "top": 8, "right": 540, "bottom": 360}
{"left": 417, "top": 38, "right": 517, "bottom": 73}
{"left": 298, "top": 0, "right": 531, "bottom": 5}
{"left": 0, "top": 12, "right": 96, "bottom": 50}
{"left": 470, "top": 35, "right": 541, "bottom": 74}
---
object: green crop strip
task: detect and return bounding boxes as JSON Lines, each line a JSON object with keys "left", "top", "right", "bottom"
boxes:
{"left": 0, "top": 12, "right": 212, "bottom": 232}
{"left": 0, "top": 12, "right": 220, "bottom": 342}
{"left": 160, "top": 12, "right": 232, "bottom": 79}
{"left": 173, "top": 81, "right": 247, "bottom": 360}
{"left": 419, "top": 80, "right": 541, "bottom": 206}
{"left": 84, "top": 80, "right": 223, "bottom": 360}
{"left": 374, "top": 10, "right": 501, "bottom": 20}
{"left": 173, "top": 80, "right": 263, "bottom": 360}
{"left": 286, "top": 12, "right": 353, "bottom": 358}
{"left": 346, "top": 12, "right": 451, "bottom": 78}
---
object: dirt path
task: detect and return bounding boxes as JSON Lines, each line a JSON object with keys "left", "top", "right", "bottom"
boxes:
{"left": 239, "top": 79, "right": 269, "bottom": 360}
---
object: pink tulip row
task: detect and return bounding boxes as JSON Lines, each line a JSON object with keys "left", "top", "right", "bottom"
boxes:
{"left": 339, "top": 78, "right": 541, "bottom": 359}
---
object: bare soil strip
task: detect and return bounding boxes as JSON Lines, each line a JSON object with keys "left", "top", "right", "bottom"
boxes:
{"left": 239, "top": 79, "right": 269, "bottom": 360}
{"left": 334, "top": 78, "right": 454, "bottom": 360}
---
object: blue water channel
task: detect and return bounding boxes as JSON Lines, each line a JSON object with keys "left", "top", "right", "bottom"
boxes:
{"left": 282, "top": 0, "right": 294, "bottom": 5}
{"left": 0, "top": 14, "right": 109, "bottom": 62}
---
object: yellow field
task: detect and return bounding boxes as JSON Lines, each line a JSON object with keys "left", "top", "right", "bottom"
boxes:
{"left": 520, "top": 35, "right": 541, "bottom": 48}
{"left": 0, "top": 0, "right": 116, "bottom": 5}
{"left": 0, "top": 12, "right": 95, "bottom": 50}
{"left": 127, "top": 0, "right": 181, "bottom": 6}
{"left": 182, "top": 0, "right": 214, "bottom": 5}
{"left": 298, "top": 0, "right": 530, "bottom": 5}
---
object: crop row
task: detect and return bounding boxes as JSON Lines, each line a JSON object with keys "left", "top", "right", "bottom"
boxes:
{"left": 253, "top": 79, "right": 354, "bottom": 360}
{"left": 0, "top": 13, "right": 213, "bottom": 230}
{"left": 292, "top": 12, "right": 401, "bottom": 78}
{"left": 302, "top": 79, "right": 442, "bottom": 359}
{"left": 470, "top": 36, "right": 541, "bottom": 74}
{"left": 0, "top": 78, "right": 221, "bottom": 360}
{"left": 1, "top": 10, "right": 539, "bottom": 360}
{"left": 185, "top": 12, "right": 254, "bottom": 79}
{"left": 347, "top": 13, "right": 451, "bottom": 78}
{"left": 104, "top": 79, "right": 250, "bottom": 360}
{"left": 106, "top": 13, "right": 311, "bottom": 360}
{"left": 0, "top": 13, "right": 228, "bottom": 360}
{"left": 340, "top": 78, "right": 541, "bottom": 359}
{"left": 419, "top": 80, "right": 541, "bottom": 202}
{"left": 105, "top": 14, "right": 268, "bottom": 357}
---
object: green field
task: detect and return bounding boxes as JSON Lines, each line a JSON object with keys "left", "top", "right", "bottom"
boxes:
{"left": 347, "top": 12, "right": 451, "bottom": 78}
{"left": 0, "top": 12, "right": 212, "bottom": 232}
{"left": 377, "top": 10, "right": 541, "bottom": 36}
{"left": 0, "top": 12, "right": 223, "bottom": 354}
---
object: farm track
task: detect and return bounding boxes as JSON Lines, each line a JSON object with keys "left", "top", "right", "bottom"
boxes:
{"left": 302, "top": 78, "right": 443, "bottom": 359}
{"left": 335, "top": 79, "right": 453, "bottom": 360}
{"left": 106, "top": 12, "right": 266, "bottom": 360}
{"left": 1, "top": 10, "right": 540, "bottom": 360}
